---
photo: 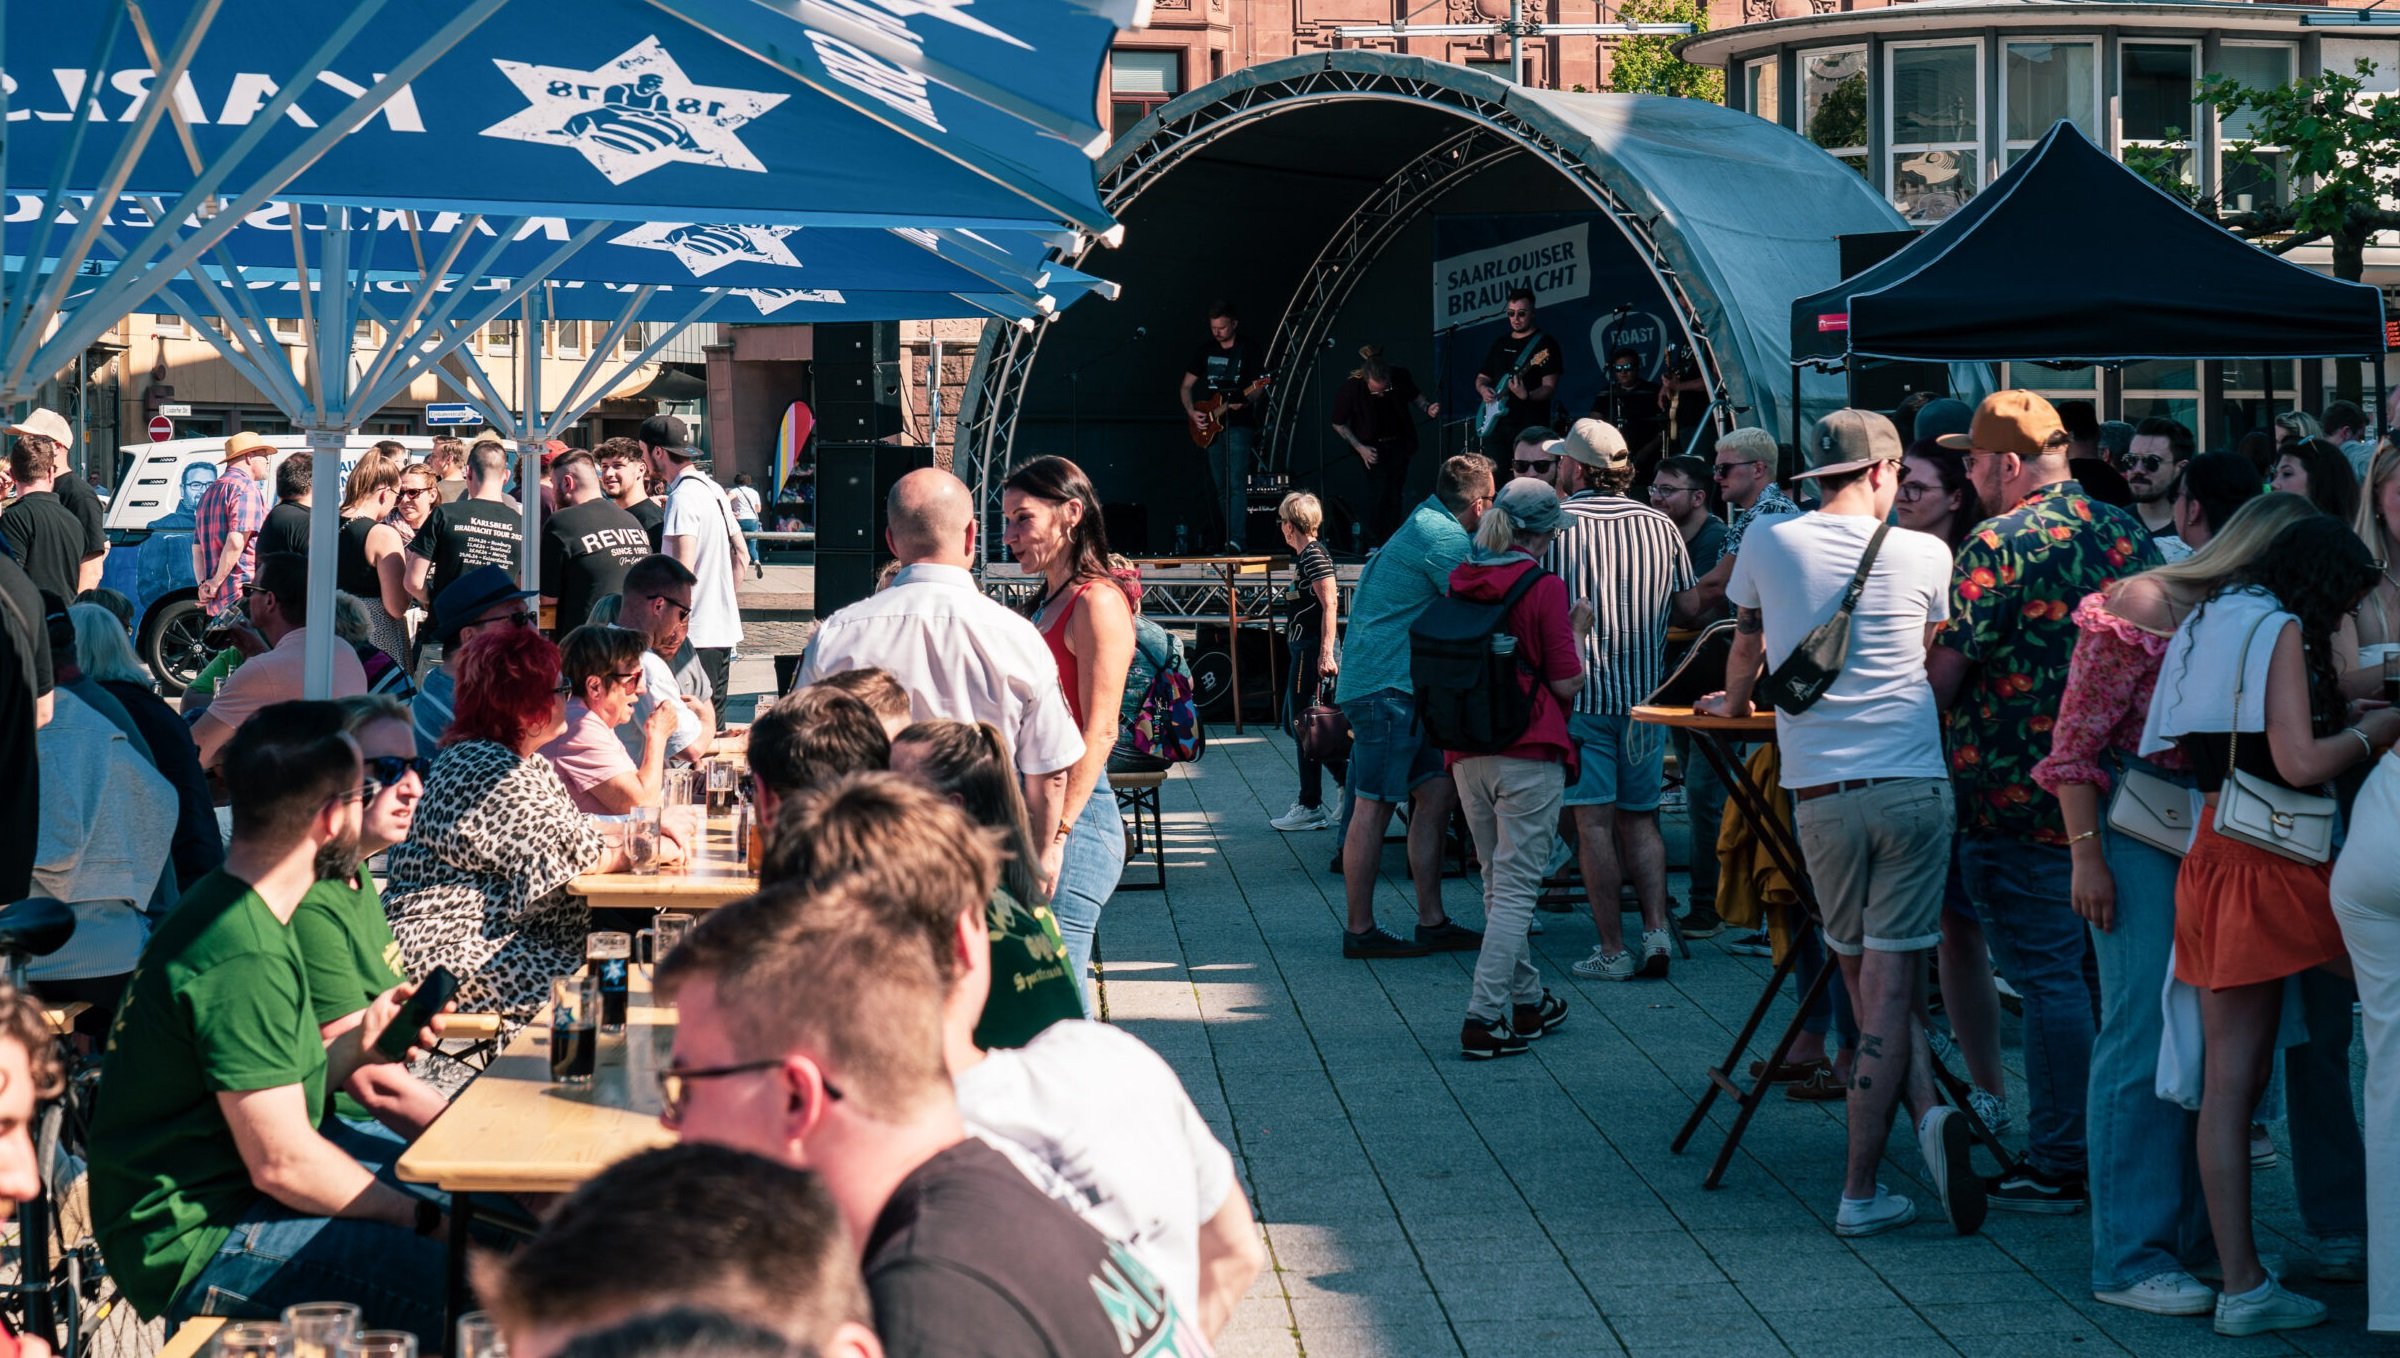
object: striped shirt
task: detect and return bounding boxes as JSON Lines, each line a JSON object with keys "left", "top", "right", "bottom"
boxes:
{"left": 1544, "top": 492, "right": 1694, "bottom": 715}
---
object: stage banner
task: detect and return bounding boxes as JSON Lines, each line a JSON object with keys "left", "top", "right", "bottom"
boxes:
{"left": 1431, "top": 211, "right": 1683, "bottom": 450}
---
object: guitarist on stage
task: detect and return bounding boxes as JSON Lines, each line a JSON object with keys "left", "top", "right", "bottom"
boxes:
{"left": 1473, "top": 287, "right": 1562, "bottom": 463}
{"left": 1181, "top": 301, "right": 1269, "bottom": 552}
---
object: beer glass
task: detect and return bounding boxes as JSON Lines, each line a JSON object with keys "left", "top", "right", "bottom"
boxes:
{"left": 456, "top": 1312, "right": 507, "bottom": 1358}
{"left": 335, "top": 1334, "right": 416, "bottom": 1358}
{"left": 281, "top": 1304, "right": 361, "bottom": 1358}
{"left": 625, "top": 806, "right": 662, "bottom": 876}
{"left": 588, "top": 931, "right": 632, "bottom": 1034}
{"left": 550, "top": 976, "right": 597, "bottom": 1084}
{"left": 215, "top": 1322, "right": 291, "bottom": 1358}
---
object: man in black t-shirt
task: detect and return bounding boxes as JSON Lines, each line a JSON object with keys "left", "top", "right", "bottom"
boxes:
{"left": 1474, "top": 287, "right": 1562, "bottom": 465}
{"left": 1589, "top": 347, "right": 1666, "bottom": 477}
{"left": 256, "top": 451, "right": 314, "bottom": 561}
{"left": 1, "top": 434, "right": 92, "bottom": 604}
{"left": 407, "top": 439, "right": 526, "bottom": 606}
{"left": 1180, "top": 302, "right": 1268, "bottom": 552}
{"left": 541, "top": 451, "right": 651, "bottom": 635}
{"left": 5, "top": 411, "right": 105, "bottom": 592}
{"left": 657, "top": 883, "right": 1210, "bottom": 1358}
{"left": 0, "top": 554, "right": 51, "bottom": 903}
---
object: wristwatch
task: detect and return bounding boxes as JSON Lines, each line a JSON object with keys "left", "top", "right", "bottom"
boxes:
{"left": 413, "top": 1197, "right": 442, "bottom": 1237}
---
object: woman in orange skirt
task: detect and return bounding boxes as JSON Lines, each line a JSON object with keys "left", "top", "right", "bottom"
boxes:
{"left": 2140, "top": 514, "right": 2400, "bottom": 1335}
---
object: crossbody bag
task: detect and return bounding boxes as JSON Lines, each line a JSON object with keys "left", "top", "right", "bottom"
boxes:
{"left": 2211, "top": 610, "right": 2336, "bottom": 864}
{"left": 1755, "top": 519, "right": 1891, "bottom": 716}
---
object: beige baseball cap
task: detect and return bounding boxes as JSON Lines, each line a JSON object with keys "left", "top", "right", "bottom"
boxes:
{"left": 5, "top": 409, "right": 71, "bottom": 450}
{"left": 1552, "top": 417, "right": 1630, "bottom": 472}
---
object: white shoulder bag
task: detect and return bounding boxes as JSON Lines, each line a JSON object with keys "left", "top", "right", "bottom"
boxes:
{"left": 2211, "top": 611, "right": 2336, "bottom": 865}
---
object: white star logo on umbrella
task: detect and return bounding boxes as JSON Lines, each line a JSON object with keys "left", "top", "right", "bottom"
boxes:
{"left": 481, "top": 37, "right": 788, "bottom": 185}
{"left": 733, "top": 287, "right": 844, "bottom": 314}
{"left": 612, "top": 222, "right": 803, "bottom": 278}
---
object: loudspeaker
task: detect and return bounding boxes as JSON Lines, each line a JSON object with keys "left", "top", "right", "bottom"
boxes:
{"left": 815, "top": 321, "right": 903, "bottom": 442}
{"left": 815, "top": 550, "right": 880, "bottom": 616}
{"left": 813, "top": 442, "right": 934, "bottom": 555}
{"left": 1850, "top": 359, "right": 1949, "bottom": 413}
{"left": 1191, "top": 622, "right": 1280, "bottom": 721}
{"left": 1103, "top": 502, "right": 1149, "bottom": 556}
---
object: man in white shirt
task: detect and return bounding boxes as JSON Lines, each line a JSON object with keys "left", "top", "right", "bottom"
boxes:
{"left": 726, "top": 473, "right": 766, "bottom": 581}
{"left": 797, "top": 468, "right": 1082, "bottom": 881}
{"left": 1698, "top": 409, "right": 1980, "bottom": 1241}
{"left": 614, "top": 554, "right": 711, "bottom": 766}
{"left": 640, "top": 415, "right": 745, "bottom": 720}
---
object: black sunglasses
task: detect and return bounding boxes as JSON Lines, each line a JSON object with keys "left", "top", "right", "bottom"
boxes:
{"left": 1711, "top": 462, "right": 1752, "bottom": 478}
{"left": 361, "top": 755, "right": 431, "bottom": 797}
{"left": 1612, "top": 363, "right": 1638, "bottom": 374}
{"left": 1514, "top": 459, "right": 1557, "bottom": 474}
{"left": 642, "top": 593, "right": 693, "bottom": 621}
{"left": 2115, "top": 452, "right": 2169, "bottom": 474}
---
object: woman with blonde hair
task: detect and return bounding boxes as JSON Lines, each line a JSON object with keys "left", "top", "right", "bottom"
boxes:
{"left": 2350, "top": 439, "right": 2400, "bottom": 696}
{"left": 340, "top": 452, "right": 415, "bottom": 666}
{"left": 1270, "top": 491, "right": 1344, "bottom": 831}
{"left": 1330, "top": 343, "right": 1440, "bottom": 547}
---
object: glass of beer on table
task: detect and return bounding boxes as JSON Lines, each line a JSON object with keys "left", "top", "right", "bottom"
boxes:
{"left": 550, "top": 976, "right": 598, "bottom": 1084}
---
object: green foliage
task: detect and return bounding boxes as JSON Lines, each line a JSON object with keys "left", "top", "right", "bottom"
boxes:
{"left": 2122, "top": 133, "right": 2198, "bottom": 206}
{"left": 1808, "top": 70, "right": 1867, "bottom": 152}
{"left": 1605, "top": 0, "right": 1724, "bottom": 102}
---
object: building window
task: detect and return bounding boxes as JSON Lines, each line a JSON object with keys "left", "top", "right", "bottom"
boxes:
{"left": 2002, "top": 40, "right": 2097, "bottom": 166}
{"left": 2212, "top": 43, "right": 2296, "bottom": 213}
{"left": 1109, "top": 49, "right": 1181, "bottom": 141}
{"left": 1746, "top": 58, "right": 1783, "bottom": 126}
{"left": 353, "top": 318, "right": 379, "bottom": 346}
{"left": 622, "top": 321, "right": 646, "bottom": 354}
{"left": 1798, "top": 47, "right": 1868, "bottom": 179}
{"left": 484, "top": 319, "right": 516, "bottom": 356}
{"left": 2218, "top": 358, "right": 2298, "bottom": 451}
{"left": 2122, "top": 41, "right": 2200, "bottom": 189}
{"left": 150, "top": 314, "right": 188, "bottom": 339}
{"left": 272, "top": 316, "right": 303, "bottom": 340}
{"left": 554, "top": 320, "right": 584, "bottom": 357}
{"left": 2122, "top": 359, "right": 2199, "bottom": 433}
{"left": 1886, "top": 41, "right": 1981, "bottom": 224}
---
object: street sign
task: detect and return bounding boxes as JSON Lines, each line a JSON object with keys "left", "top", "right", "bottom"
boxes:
{"left": 426, "top": 403, "right": 481, "bottom": 426}
{"left": 157, "top": 403, "right": 192, "bottom": 417}
{"left": 147, "top": 415, "right": 172, "bottom": 441}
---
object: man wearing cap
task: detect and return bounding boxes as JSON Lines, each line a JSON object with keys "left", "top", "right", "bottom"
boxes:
{"left": 192, "top": 432, "right": 274, "bottom": 618}
{"left": 2, "top": 418, "right": 94, "bottom": 604}
{"left": 641, "top": 414, "right": 744, "bottom": 716}
{"left": 5, "top": 410, "right": 105, "bottom": 594}
{"left": 1928, "top": 390, "right": 2159, "bottom": 1215}
{"left": 192, "top": 553, "right": 368, "bottom": 770}
{"left": 406, "top": 439, "right": 524, "bottom": 611}
{"left": 408, "top": 565, "right": 538, "bottom": 760}
{"left": 1541, "top": 420, "right": 1694, "bottom": 983}
{"left": 1699, "top": 409, "right": 1980, "bottom": 1238}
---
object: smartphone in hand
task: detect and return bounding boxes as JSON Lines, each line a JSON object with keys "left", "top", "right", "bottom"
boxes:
{"left": 373, "top": 966, "right": 460, "bottom": 1062}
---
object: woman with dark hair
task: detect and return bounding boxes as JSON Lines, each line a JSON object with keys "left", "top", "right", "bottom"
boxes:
{"left": 889, "top": 718, "right": 1085, "bottom": 1046}
{"left": 1895, "top": 439, "right": 1981, "bottom": 552}
{"left": 385, "top": 626, "right": 667, "bottom": 1034}
{"left": 339, "top": 451, "right": 414, "bottom": 666}
{"left": 2271, "top": 437, "right": 2361, "bottom": 525}
{"left": 2140, "top": 514, "right": 2400, "bottom": 1334}
{"left": 2234, "top": 430, "right": 2277, "bottom": 482}
{"left": 1001, "top": 454, "right": 1131, "bottom": 999}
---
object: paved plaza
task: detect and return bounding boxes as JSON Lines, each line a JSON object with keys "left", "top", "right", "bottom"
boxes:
{"left": 1089, "top": 730, "right": 2386, "bottom": 1358}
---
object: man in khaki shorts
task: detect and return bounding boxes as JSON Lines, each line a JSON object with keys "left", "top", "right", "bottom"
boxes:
{"left": 1697, "top": 409, "right": 1982, "bottom": 1239}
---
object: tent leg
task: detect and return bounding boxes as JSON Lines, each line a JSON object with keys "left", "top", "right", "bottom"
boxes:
{"left": 2377, "top": 355, "right": 2389, "bottom": 450}
{"left": 1790, "top": 366, "right": 1803, "bottom": 457}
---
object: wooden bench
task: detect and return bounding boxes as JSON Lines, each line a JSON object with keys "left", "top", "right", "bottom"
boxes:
{"left": 158, "top": 1315, "right": 224, "bottom": 1358}
{"left": 1112, "top": 769, "right": 1171, "bottom": 891}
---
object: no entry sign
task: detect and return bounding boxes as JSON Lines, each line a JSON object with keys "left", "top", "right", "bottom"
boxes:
{"left": 147, "top": 414, "right": 173, "bottom": 441}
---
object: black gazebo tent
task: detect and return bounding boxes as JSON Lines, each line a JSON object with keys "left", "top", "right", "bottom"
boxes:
{"left": 1791, "top": 120, "right": 2390, "bottom": 432}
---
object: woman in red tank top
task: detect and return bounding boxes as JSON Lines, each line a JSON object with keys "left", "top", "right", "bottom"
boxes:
{"left": 1001, "top": 457, "right": 1134, "bottom": 998}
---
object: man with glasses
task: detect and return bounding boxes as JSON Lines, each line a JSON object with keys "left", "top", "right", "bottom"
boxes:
{"left": 1678, "top": 427, "right": 1798, "bottom": 624}
{"left": 409, "top": 564, "right": 538, "bottom": 760}
{"left": 2122, "top": 417, "right": 2194, "bottom": 560}
{"left": 193, "top": 431, "right": 273, "bottom": 619}
{"left": 296, "top": 695, "right": 449, "bottom": 1148}
{"left": 1474, "top": 288, "right": 1562, "bottom": 464}
{"left": 1588, "top": 346, "right": 1665, "bottom": 474}
{"left": 91, "top": 701, "right": 451, "bottom": 1343}
{"left": 1646, "top": 455, "right": 1726, "bottom": 587}
{"left": 193, "top": 553, "right": 368, "bottom": 770}
{"left": 657, "top": 882, "right": 1210, "bottom": 1357}
{"left": 1511, "top": 426, "right": 1566, "bottom": 494}
{"left": 615, "top": 553, "right": 713, "bottom": 766}
{"left": 1646, "top": 453, "right": 1732, "bottom": 937}
{"left": 1928, "top": 390, "right": 2159, "bottom": 1215}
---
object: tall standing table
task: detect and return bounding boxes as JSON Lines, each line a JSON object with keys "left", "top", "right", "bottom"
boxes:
{"left": 1140, "top": 553, "right": 1283, "bottom": 733}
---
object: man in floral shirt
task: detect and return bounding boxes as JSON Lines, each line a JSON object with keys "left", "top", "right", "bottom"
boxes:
{"left": 1929, "top": 391, "right": 2159, "bottom": 1217}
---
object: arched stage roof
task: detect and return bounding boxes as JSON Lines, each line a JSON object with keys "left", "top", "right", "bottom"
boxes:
{"left": 961, "top": 52, "right": 1912, "bottom": 543}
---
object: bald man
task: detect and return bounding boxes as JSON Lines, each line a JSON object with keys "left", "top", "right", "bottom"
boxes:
{"left": 796, "top": 469, "right": 1082, "bottom": 882}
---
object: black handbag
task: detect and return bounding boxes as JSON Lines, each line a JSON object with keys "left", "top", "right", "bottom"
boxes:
{"left": 1295, "top": 678, "right": 1352, "bottom": 764}
{"left": 1756, "top": 520, "right": 1891, "bottom": 716}
{"left": 1648, "top": 619, "right": 1737, "bottom": 708}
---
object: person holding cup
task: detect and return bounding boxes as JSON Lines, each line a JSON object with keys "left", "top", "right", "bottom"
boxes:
{"left": 386, "top": 628, "right": 677, "bottom": 1043}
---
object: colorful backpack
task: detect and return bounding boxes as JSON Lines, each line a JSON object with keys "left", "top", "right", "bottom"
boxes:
{"left": 1118, "top": 616, "right": 1205, "bottom": 765}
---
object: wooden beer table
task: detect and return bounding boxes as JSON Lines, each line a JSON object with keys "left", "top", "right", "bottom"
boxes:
{"left": 398, "top": 994, "right": 679, "bottom": 1325}
{"left": 567, "top": 814, "right": 760, "bottom": 912}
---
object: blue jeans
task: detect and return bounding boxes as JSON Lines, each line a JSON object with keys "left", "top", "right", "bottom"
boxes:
{"left": 1957, "top": 833, "right": 2096, "bottom": 1176}
{"left": 2288, "top": 968, "right": 2367, "bottom": 1242}
{"left": 1209, "top": 425, "right": 1256, "bottom": 546}
{"left": 2085, "top": 789, "right": 2210, "bottom": 1291}
{"left": 1054, "top": 770, "right": 1126, "bottom": 1004}
{"left": 171, "top": 1177, "right": 447, "bottom": 1347}
{"left": 736, "top": 515, "right": 762, "bottom": 565}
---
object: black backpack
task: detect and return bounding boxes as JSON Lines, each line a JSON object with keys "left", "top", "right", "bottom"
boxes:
{"left": 1409, "top": 567, "right": 1548, "bottom": 754}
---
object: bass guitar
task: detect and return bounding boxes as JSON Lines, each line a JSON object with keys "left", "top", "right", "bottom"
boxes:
{"left": 1473, "top": 336, "right": 1552, "bottom": 442}
{"left": 1190, "top": 375, "right": 1272, "bottom": 449}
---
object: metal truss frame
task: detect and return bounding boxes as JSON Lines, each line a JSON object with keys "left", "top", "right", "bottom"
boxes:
{"left": 957, "top": 58, "right": 1740, "bottom": 562}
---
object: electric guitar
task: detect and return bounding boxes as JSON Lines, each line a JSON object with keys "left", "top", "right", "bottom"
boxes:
{"left": 1190, "top": 375, "right": 1273, "bottom": 449}
{"left": 1474, "top": 335, "right": 1552, "bottom": 441}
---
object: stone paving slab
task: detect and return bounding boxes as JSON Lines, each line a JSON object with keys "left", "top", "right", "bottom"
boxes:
{"left": 1089, "top": 730, "right": 2385, "bottom": 1357}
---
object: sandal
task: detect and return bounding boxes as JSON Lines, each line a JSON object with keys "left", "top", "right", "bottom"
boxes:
{"left": 1785, "top": 1067, "right": 1850, "bottom": 1102}
{"left": 1747, "top": 1056, "right": 1832, "bottom": 1085}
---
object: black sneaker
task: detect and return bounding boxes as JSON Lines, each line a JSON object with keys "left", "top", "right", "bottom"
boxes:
{"left": 1512, "top": 991, "right": 1568, "bottom": 1038}
{"left": 1343, "top": 926, "right": 1430, "bottom": 959}
{"left": 1678, "top": 907, "right": 1726, "bottom": 940}
{"left": 1460, "top": 1017, "right": 1530, "bottom": 1061}
{"left": 1985, "top": 1157, "right": 2088, "bottom": 1214}
{"left": 1414, "top": 917, "right": 1484, "bottom": 952}
{"left": 1327, "top": 850, "right": 1345, "bottom": 876}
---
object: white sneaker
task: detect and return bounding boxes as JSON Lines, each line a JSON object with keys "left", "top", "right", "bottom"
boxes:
{"left": 1834, "top": 1185, "right": 1916, "bottom": 1238}
{"left": 1270, "top": 802, "right": 1331, "bottom": 832}
{"left": 2214, "top": 1278, "right": 2328, "bottom": 1337}
{"left": 1639, "top": 928, "right": 1671, "bottom": 978}
{"left": 1967, "top": 1086, "right": 2013, "bottom": 1137}
{"left": 1572, "top": 947, "right": 1638, "bottom": 981}
{"left": 2094, "top": 1270, "right": 2215, "bottom": 1317}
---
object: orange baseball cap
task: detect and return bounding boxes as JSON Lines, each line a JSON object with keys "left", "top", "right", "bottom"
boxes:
{"left": 1936, "top": 391, "right": 2064, "bottom": 457}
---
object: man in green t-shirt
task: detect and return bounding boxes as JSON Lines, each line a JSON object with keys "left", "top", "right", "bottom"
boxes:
{"left": 297, "top": 696, "right": 448, "bottom": 1147}
{"left": 88, "top": 701, "right": 451, "bottom": 1343}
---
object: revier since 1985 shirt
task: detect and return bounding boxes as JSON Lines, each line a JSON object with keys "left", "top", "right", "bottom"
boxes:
{"left": 541, "top": 497, "right": 652, "bottom": 635}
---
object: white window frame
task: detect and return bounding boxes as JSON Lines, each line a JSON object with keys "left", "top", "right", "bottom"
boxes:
{"left": 2119, "top": 38, "right": 2203, "bottom": 193}
{"left": 554, "top": 319, "right": 585, "bottom": 358}
{"left": 1796, "top": 45, "right": 1869, "bottom": 173}
{"left": 149, "top": 313, "right": 188, "bottom": 339}
{"left": 1999, "top": 37, "right": 2101, "bottom": 167}
{"left": 1745, "top": 57, "right": 1784, "bottom": 127}
{"left": 484, "top": 319, "right": 515, "bottom": 357}
{"left": 1884, "top": 38, "right": 1986, "bottom": 217}
{"left": 2210, "top": 41, "right": 2297, "bottom": 214}
{"left": 621, "top": 321, "right": 646, "bottom": 355}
